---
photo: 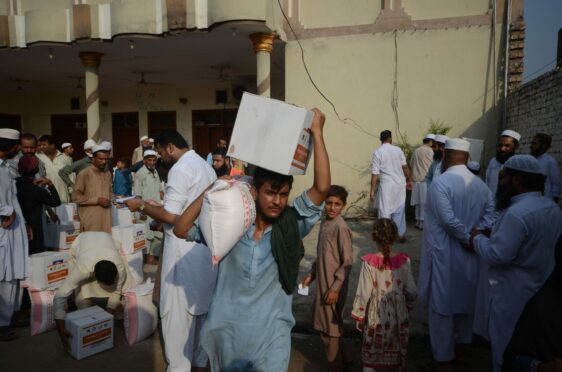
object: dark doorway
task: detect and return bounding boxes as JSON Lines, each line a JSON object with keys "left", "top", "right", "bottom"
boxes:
{"left": 51, "top": 114, "right": 87, "bottom": 160}
{"left": 0, "top": 114, "right": 22, "bottom": 131}
{"left": 148, "top": 111, "right": 176, "bottom": 141}
{"left": 192, "top": 109, "right": 237, "bottom": 158}
{"left": 112, "top": 112, "right": 139, "bottom": 164}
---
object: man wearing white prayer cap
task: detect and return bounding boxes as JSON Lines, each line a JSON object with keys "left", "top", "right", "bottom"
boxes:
{"left": 71, "top": 143, "right": 112, "bottom": 233}
{"left": 418, "top": 138, "right": 496, "bottom": 369}
{"left": 425, "top": 134, "right": 449, "bottom": 187}
{"left": 410, "top": 133, "right": 436, "bottom": 229}
{"left": 131, "top": 135, "right": 152, "bottom": 165}
{"left": 485, "top": 129, "right": 521, "bottom": 195}
{"left": 468, "top": 154, "right": 562, "bottom": 371}
{"left": 58, "top": 138, "right": 97, "bottom": 189}
{"left": 60, "top": 143, "right": 74, "bottom": 165}
{"left": 467, "top": 161, "right": 481, "bottom": 175}
{"left": 0, "top": 129, "right": 28, "bottom": 341}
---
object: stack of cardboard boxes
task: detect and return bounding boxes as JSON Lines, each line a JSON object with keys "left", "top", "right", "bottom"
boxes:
{"left": 44, "top": 203, "right": 80, "bottom": 250}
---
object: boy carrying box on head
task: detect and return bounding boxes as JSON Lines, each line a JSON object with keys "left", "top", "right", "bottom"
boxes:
{"left": 173, "top": 108, "right": 330, "bottom": 371}
{"left": 301, "top": 185, "right": 354, "bottom": 371}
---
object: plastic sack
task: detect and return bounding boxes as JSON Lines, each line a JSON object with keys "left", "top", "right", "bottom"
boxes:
{"left": 123, "top": 280, "right": 158, "bottom": 345}
{"left": 28, "top": 287, "right": 56, "bottom": 336}
{"left": 199, "top": 179, "right": 256, "bottom": 265}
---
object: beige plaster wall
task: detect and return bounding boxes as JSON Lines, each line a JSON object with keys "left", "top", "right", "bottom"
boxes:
{"left": 285, "top": 27, "right": 503, "bottom": 209}
{"left": 403, "top": 0, "right": 489, "bottom": 20}
{"left": 299, "top": 0, "right": 381, "bottom": 29}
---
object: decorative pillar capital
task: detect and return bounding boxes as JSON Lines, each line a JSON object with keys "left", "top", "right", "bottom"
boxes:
{"left": 249, "top": 33, "right": 274, "bottom": 53}
{"left": 79, "top": 52, "right": 103, "bottom": 68}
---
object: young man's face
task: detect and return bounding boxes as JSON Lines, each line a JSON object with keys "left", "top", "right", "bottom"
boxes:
{"left": 254, "top": 181, "right": 291, "bottom": 221}
{"left": 38, "top": 140, "right": 55, "bottom": 155}
{"left": 21, "top": 138, "right": 37, "bottom": 155}
{"left": 497, "top": 136, "right": 518, "bottom": 156}
{"left": 325, "top": 196, "right": 345, "bottom": 220}
{"left": 212, "top": 154, "right": 226, "bottom": 170}
{"left": 156, "top": 144, "right": 175, "bottom": 167}
{"left": 530, "top": 137, "right": 546, "bottom": 157}
{"left": 92, "top": 151, "right": 109, "bottom": 171}
{"left": 64, "top": 146, "right": 74, "bottom": 156}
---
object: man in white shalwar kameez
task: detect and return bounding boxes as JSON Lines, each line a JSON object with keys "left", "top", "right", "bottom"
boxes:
{"left": 469, "top": 155, "right": 562, "bottom": 372}
{"left": 370, "top": 130, "right": 412, "bottom": 239}
{"left": 0, "top": 129, "right": 28, "bottom": 341}
{"left": 530, "top": 133, "right": 561, "bottom": 202}
{"left": 425, "top": 134, "right": 448, "bottom": 188}
{"left": 418, "top": 138, "right": 495, "bottom": 367}
{"left": 126, "top": 130, "right": 216, "bottom": 372}
{"left": 410, "top": 133, "right": 435, "bottom": 229}
{"left": 485, "top": 129, "right": 520, "bottom": 195}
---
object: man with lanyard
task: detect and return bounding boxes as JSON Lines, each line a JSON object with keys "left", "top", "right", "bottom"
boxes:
{"left": 485, "top": 129, "right": 520, "bottom": 195}
{"left": 468, "top": 155, "right": 562, "bottom": 371}
{"left": 370, "top": 130, "right": 412, "bottom": 241}
{"left": 125, "top": 130, "right": 216, "bottom": 372}
{"left": 173, "top": 108, "right": 330, "bottom": 371}
{"left": 0, "top": 129, "right": 28, "bottom": 341}
{"left": 410, "top": 133, "right": 435, "bottom": 229}
{"left": 418, "top": 138, "right": 495, "bottom": 370}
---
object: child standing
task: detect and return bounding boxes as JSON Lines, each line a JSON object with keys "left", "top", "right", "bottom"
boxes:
{"left": 351, "top": 218, "right": 417, "bottom": 371}
{"left": 301, "top": 185, "right": 354, "bottom": 371}
{"left": 112, "top": 157, "right": 132, "bottom": 196}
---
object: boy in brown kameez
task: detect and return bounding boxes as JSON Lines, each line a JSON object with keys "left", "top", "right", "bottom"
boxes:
{"left": 301, "top": 185, "right": 353, "bottom": 371}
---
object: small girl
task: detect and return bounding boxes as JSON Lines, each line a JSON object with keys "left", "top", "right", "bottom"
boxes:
{"left": 351, "top": 218, "right": 417, "bottom": 371}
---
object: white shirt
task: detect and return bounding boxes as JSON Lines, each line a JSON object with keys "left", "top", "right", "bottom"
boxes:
{"left": 371, "top": 143, "right": 407, "bottom": 215}
{"left": 161, "top": 150, "right": 217, "bottom": 316}
{"left": 0, "top": 158, "right": 28, "bottom": 282}
{"left": 536, "top": 153, "right": 561, "bottom": 200}
{"left": 474, "top": 192, "right": 562, "bottom": 370}
{"left": 418, "top": 165, "right": 495, "bottom": 315}
{"left": 37, "top": 151, "right": 70, "bottom": 203}
{"left": 485, "top": 157, "right": 502, "bottom": 194}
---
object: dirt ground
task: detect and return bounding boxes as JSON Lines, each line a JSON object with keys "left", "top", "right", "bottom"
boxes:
{"left": 0, "top": 219, "right": 492, "bottom": 371}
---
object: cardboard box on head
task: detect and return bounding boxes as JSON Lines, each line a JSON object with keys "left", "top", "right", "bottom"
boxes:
{"left": 65, "top": 306, "right": 113, "bottom": 360}
{"left": 227, "top": 92, "right": 314, "bottom": 175}
{"left": 28, "top": 251, "right": 70, "bottom": 290}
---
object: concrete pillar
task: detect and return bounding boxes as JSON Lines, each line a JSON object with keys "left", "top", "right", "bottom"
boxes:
{"left": 249, "top": 33, "right": 274, "bottom": 97}
{"left": 79, "top": 52, "right": 103, "bottom": 141}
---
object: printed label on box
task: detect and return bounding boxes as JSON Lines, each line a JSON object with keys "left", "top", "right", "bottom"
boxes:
{"left": 82, "top": 321, "right": 112, "bottom": 347}
{"left": 46, "top": 260, "right": 69, "bottom": 284}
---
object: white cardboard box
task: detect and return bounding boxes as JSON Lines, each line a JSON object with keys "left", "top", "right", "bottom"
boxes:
{"left": 227, "top": 92, "right": 314, "bottom": 175}
{"left": 28, "top": 251, "right": 70, "bottom": 290}
{"left": 111, "top": 205, "right": 134, "bottom": 226}
{"left": 44, "top": 221, "right": 80, "bottom": 250}
{"left": 55, "top": 203, "right": 79, "bottom": 222}
{"left": 65, "top": 306, "right": 114, "bottom": 360}
{"left": 112, "top": 224, "right": 146, "bottom": 255}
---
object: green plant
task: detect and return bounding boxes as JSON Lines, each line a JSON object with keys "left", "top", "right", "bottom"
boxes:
{"left": 427, "top": 119, "right": 452, "bottom": 135}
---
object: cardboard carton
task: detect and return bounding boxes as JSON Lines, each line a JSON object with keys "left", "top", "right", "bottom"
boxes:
{"left": 55, "top": 203, "right": 79, "bottom": 222}
{"left": 28, "top": 251, "right": 70, "bottom": 290}
{"left": 227, "top": 92, "right": 314, "bottom": 175}
{"left": 44, "top": 221, "right": 80, "bottom": 250}
{"left": 112, "top": 224, "right": 146, "bottom": 255}
{"left": 111, "top": 205, "right": 134, "bottom": 226}
{"left": 65, "top": 306, "right": 113, "bottom": 360}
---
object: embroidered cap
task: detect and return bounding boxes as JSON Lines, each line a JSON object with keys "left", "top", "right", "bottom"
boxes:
{"left": 143, "top": 149, "right": 158, "bottom": 158}
{"left": 503, "top": 154, "right": 543, "bottom": 175}
{"left": 0, "top": 128, "right": 20, "bottom": 140}
{"left": 445, "top": 138, "right": 470, "bottom": 152}
{"left": 140, "top": 135, "right": 148, "bottom": 142}
{"left": 501, "top": 129, "right": 521, "bottom": 142}
{"left": 435, "top": 134, "right": 449, "bottom": 144}
{"left": 83, "top": 139, "right": 97, "bottom": 150}
{"left": 424, "top": 133, "right": 436, "bottom": 140}
{"left": 467, "top": 161, "right": 480, "bottom": 172}
{"left": 61, "top": 142, "right": 72, "bottom": 149}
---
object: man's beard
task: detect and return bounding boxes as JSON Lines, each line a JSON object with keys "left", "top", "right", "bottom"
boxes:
{"left": 495, "top": 181, "right": 513, "bottom": 211}
{"left": 433, "top": 150, "right": 443, "bottom": 161}
{"left": 495, "top": 151, "right": 514, "bottom": 164}
{"left": 214, "top": 163, "right": 229, "bottom": 177}
{"left": 256, "top": 202, "right": 284, "bottom": 225}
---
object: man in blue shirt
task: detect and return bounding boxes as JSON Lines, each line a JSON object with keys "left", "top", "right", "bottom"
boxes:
{"left": 174, "top": 108, "right": 330, "bottom": 371}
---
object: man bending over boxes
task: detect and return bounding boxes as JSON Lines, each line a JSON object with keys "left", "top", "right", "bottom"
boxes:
{"left": 54, "top": 231, "right": 132, "bottom": 351}
{"left": 174, "top": 108, "right": 330, "bottom": 371}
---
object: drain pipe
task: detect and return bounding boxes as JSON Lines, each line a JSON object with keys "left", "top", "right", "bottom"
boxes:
{"left": 502, "top": 0, "right": 512, "bottom": 130}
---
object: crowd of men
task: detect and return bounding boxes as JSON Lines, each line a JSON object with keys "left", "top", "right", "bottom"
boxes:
{"left": 0, "top": 118, "right": 560, "bottom": 372}
{"left": 370, "top": 128, "right": 561, "bottom": 371}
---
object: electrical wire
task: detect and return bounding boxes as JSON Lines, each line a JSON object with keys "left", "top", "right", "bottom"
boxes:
{"left": 276, "top": 0, "right": 377, "bottom": 138}
{"left": 391, "top": 30, "right": 406, "bottom": 145}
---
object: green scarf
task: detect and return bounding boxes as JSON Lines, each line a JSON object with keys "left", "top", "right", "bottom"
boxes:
{"left": 271, "top": 207, "right": 304, "bottom": 295}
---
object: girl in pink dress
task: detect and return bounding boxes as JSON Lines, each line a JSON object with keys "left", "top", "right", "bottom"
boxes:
{"left": 352, "top": 218, "right": 417, "bottom": 371}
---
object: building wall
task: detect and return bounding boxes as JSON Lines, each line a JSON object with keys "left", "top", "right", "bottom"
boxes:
{"left": 284, "top": 0, "right": 511, "bottom": 209}
{"left": 506, "top": 68, "right": 562, "bottom": 162}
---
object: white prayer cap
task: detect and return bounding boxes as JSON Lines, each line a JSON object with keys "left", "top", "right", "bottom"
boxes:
{"left": 445, "top": 138, "right": 470, "bottom": 152}
{"left": 140, "top": 135, "right": 148, "bottom": 142}
{"left": 83, "top": 139, "right": 97, "bottom": 150}
{"left": 61, "top": 142, "right": 72, "bottom": 149}
{"left": 143, "top": 149, "right": 157, "bottom": 158}
{"left": 501, "top": 129, "right": 521, "bottom": 142}
{"left": 92, "top": 144, "right": 107, "bottom": 154}
{"left": 0, "top": 128, "right": 20, "bottom": 140}
{"left": 424, "top": 133, "right": 436, "bottom": 140}
{"left": 503, "top": 154, "right": 543, "bottom": 175}
{"left": 435, "top": 134, "right": 449, "bottom": 144}
{"left": 467, "top": 161, "right": 480, "bottom": 172}
{"left": 148, "top": 138, "right": 154, "bottom": 143}
{"left": 100, "top": 140, "right": 112, "bottom": 151}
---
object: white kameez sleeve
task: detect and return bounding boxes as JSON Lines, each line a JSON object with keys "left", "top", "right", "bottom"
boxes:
{"left": 53, "top": 267, "right": 90, "bottom": 320}
{"left": 475, "top": 189, "right": 497, "bottom": 230}
{"left": 351, "top": 262, "right": 374, "bottom": 321}
{"left": 0, "top": 203, "right": 14, "bottom": 216}
{"left": 473, "top": 212, "right": 527, "bottom": 265}
{"left": 432, "top": 182, "right": 470, "bottom": 244}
